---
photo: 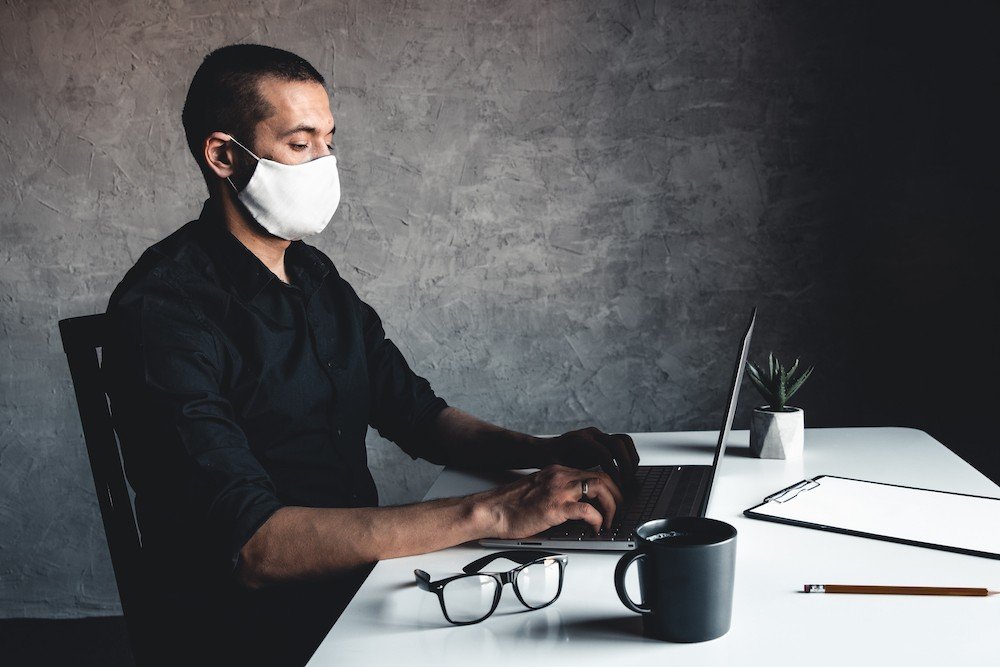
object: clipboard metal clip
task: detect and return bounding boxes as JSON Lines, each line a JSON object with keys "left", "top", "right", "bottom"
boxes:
{"left": 764, "top": 478, "right": 820, "bottom": 504}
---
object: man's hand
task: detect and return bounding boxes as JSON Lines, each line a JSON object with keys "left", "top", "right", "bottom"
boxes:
{"left": 539, "top": 427, "right": 639, "bottom": 492}
{"left": 479, "top": 464, "right": 624, "bottom": 538}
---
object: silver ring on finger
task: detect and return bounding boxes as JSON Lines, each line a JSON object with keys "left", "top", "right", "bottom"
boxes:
{"left": 580, "top": 479, "right": 590, "bottom": 499}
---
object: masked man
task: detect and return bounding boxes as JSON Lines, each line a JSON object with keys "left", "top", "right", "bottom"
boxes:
{"left": 104, "top": 44, "right": 637, "bottom": 666}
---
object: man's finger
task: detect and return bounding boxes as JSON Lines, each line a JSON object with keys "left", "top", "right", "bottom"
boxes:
{"left": 581, "top": 475, "right": 618, "bottom": 530}
{"left": 563, "top": 469, "right": 620, "bottom": 506}
{"left": 563, "top": 500, "right": 603, "bottom": 535}
{"left": 596, "top": 432, "right": 637, "bottom": 478}
{"left": 610, "top": 433, "right": 640, "bottom": 473}
{"left": 580, "top": 436, "right": 624, "bottom": 488}
{"left": 599, "top": 433, "right": 639, "bottom": 499}
{"left": 588, "top": 469, "right": 623, "bottom": 506}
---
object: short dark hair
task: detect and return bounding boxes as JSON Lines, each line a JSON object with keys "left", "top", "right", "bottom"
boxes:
{"left": 182, "top": 44, "right": 325, "bottom": 180}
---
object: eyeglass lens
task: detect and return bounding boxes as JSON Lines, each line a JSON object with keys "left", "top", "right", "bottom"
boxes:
{"left": 439, "top": 557, "right": 563, "bottom": 622}
{"left": 514, "top": 557, "right": 562, "bottom": 608}
{"left": 441, "top": 574, "right": 499, "bottom": 623}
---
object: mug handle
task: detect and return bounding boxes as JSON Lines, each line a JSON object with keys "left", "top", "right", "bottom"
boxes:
{"left": 615, "top": 551, "right": 651, "bottom": 614}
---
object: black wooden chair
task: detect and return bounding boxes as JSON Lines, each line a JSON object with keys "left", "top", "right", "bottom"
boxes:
{"left": 59, "top": 313, "right": 152, "bottom": 666}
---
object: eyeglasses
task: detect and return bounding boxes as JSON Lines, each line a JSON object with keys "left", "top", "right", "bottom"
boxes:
{"left": 415, "top": 550, "right": 568, "bottom": 625}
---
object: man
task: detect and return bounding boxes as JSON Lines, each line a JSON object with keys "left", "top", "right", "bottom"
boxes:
{"left": 104, "top": 44, "right": 637, "bottom": 666}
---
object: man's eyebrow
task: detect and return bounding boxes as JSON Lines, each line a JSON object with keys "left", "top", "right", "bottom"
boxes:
{"left": 279, "top": 123, "right": 336, "bottom": 138}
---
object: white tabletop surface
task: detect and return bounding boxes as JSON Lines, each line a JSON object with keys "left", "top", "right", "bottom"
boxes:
{"left": 307, "top": 428, "right": 1000, "bottom": 666}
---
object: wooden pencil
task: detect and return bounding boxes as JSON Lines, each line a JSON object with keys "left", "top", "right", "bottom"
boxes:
{"left": 803, "top": 584, "right": 996, "bottom": 596}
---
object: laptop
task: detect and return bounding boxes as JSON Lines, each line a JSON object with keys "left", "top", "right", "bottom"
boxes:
{"left": 480, "top": 307, "right": 756, "bottom": 551}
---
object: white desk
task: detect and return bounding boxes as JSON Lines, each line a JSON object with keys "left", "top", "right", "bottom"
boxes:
{"left": 307, "top": 428, "right": 1000, "bottom": 666}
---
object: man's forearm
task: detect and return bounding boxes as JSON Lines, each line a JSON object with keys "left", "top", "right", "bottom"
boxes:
{"left": 236, "top": 411, "right": 636, "bottom": 589}
{"left": 237, "top": 493, "right": 497, "bottom": 589}
{"left": 238, "top": 407, "right": 546, "bottom": 588}
{"left": 424, "top": 406, "right": 554, "bottom": 470}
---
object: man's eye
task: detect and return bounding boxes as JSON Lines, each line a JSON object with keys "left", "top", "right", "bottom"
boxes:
{"left": 326, "top": 144, "right": 335, "bottom": 152}
{"left": 290, "top": 144, "right": 308, "bottom": 150}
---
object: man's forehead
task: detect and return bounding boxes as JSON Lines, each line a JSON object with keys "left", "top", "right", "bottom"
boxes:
{"left": 256, "top": 76, "right": 335, "bottom": 136}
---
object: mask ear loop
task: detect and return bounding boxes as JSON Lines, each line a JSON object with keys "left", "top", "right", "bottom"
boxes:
{"left": 223, "top": 134, "right": 260, "bottom": 193}
{"left": 227, "top": 135, "right": 261, "bottom": 161}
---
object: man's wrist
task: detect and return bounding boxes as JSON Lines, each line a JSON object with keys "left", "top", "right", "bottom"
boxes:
{"left": 493, "top": 429, "right": 554, "bottom": 470}
{"left": 466, "top": 491, "right": 502, "bottom": 539}
{"left": 530, "top": 434, "right": 557, "bottom": 468}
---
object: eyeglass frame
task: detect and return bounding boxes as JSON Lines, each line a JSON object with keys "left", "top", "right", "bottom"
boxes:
{"left": 414, "top": 550, "right": 569, "bottom": 625}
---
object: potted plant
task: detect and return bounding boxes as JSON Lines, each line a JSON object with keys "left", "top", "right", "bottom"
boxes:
{"left": 745, "top": 353, "right": 814, "bottom": 459}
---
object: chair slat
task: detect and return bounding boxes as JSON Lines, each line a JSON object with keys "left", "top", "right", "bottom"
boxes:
{"left": 59, "top": 314, "right": 151, "bottom": 666}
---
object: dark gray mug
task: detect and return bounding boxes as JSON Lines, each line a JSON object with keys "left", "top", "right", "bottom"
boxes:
{"left": 615, "top": 517, "right": 737, "bottom": 642}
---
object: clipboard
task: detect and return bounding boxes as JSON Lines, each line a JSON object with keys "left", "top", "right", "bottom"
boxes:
{"left": 744, "top": 475, "right": 1000, "bottom": 560}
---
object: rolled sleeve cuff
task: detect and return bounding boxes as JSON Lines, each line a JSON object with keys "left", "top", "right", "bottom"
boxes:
{"left": 224, "top": 491, "right": 286, "bottom": 574}
{"left": 394, "top": 395, "right": 449, "bottom": 461}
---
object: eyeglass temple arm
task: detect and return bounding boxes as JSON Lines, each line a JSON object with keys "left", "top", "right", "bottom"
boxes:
{"left": 462, "top": 550, "right": 562, "bottom": 574}
{"left": 414, "top": 569, "right": 434, "bottom": 591}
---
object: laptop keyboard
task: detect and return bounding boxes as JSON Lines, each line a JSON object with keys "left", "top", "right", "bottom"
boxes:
{"left": 620, "top": 466, "right": 673, "bottom": 533}
{"left": 663, "top": 467, "right": 709, "bottom": 518}
{"left": 542, "top": 466, "right": 708, "bottom": 542}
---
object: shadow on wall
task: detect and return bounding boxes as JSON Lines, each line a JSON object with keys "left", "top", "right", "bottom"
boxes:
{"left": 830, "top": 2, "right": 1000, "bottom": 482}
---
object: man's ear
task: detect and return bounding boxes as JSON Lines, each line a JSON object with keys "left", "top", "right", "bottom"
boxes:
{"left": 203, "top": 131, "right": 238, "bottom": 180}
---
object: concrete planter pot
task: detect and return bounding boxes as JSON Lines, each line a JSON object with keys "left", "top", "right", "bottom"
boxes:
{"left": 750, "top": 407, "right": 804, "bottom": 459}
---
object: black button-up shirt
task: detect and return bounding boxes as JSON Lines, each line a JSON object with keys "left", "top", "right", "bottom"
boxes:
{"left": 103, "top": 198, "right": 447, "bottom": 663}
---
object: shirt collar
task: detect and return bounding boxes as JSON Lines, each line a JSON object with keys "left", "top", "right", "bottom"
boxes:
{"left": 194, "top": 198, "right": 330, "bottom": 303}
{"left": 285, "top": 235, "right": 332, "bottom": 299}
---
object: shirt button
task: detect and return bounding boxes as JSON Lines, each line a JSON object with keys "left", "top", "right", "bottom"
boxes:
{"left": 336, "top": 427, "right": 343, "bottom": 437}
{"left": 326, "top": 360, "right": 334, "bottom": 367}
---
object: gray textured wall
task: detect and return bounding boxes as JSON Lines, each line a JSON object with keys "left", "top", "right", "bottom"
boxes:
{"left": 3, "top": 0, "right": 991, "bottom": 618}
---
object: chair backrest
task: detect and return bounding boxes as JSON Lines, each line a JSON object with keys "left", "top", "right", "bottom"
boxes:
{"left": 58, "top": 313, "right": 151, "bottom": 664}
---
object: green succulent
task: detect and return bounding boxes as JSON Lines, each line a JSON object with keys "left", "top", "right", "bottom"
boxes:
{"left": 745, "top": 353, "right": 814, "bottom": 411}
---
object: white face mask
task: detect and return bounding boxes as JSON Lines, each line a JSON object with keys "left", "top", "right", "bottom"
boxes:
{"left": 226, "top": 135, "right": 341, "bottom": 241}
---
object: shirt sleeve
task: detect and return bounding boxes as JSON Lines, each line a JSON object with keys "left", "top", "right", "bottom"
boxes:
{"left": 105, "top": 277, "right": 284, "bottom": 575}
{"left": 358, "top": 297, "right": 449, "bottom": 461}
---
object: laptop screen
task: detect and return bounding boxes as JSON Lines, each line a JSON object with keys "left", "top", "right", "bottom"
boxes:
{"left": 697, "top": 307, "right": 756, "bottom": 517}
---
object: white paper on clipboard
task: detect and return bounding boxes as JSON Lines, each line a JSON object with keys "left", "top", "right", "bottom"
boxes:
{"left": 744, "top": 475, "right": 1000, "bottom": 559}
